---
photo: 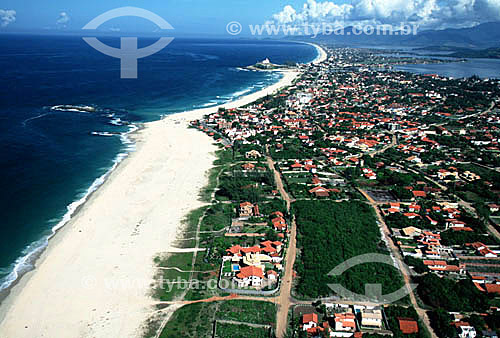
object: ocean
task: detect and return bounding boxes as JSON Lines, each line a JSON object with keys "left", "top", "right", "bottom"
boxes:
{"left": 0, "top": 35, "right": 317, "bottom": 292}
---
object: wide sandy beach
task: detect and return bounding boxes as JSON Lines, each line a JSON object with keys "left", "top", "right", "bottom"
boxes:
{"left": 0, "top": 43, "right": 327, "bottom": 337}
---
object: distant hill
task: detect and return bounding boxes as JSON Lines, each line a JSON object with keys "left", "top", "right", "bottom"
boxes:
{"left": 413, "top": 46, "right": 500, "bottom": 59}
{"left": 292, "top": 22, "right": 500, "bottom": 49}
{"left": 448, "top": 47, "right": 500, "bottom": 59}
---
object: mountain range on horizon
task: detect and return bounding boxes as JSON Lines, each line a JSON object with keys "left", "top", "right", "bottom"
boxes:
{"left": 290, "top": 21, "right": 500, "bottom": 49}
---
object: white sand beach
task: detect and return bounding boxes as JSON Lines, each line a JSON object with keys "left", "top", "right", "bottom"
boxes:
{"left": 310, "top": 42, "right": 328, "bottom": 64}
{"left": 0, "top": 45, "right": 321, "bottom": 337}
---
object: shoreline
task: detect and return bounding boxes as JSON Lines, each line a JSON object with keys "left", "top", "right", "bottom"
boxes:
{"left": 0, "top": 42, "right": 323, "bottom": 336}
{"left": 0, "top": 123, "right": 140, "bottom": 301}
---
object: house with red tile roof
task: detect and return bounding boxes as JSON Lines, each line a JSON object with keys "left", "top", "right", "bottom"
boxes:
{"left": 234, "top": 266, "right": 264, "bottom": 287}
{"left": 302, "top": 313, "right": 319, "bottom": 331}
{"left": 398, "top": 318, "right": 419, "bottom": 334}
{"left": 412, "top": 190, "right": 427, "bottom": 198}
{"left": 309, "top": 186, "right": 330, "bottom": 197}
{"left": 333, "top": 312, "right": 356, "bottom": 333}
{"left": 239, "top": 202, "right": 255, "bottom": 218}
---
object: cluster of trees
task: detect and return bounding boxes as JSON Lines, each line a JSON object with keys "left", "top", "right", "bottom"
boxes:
{"left": 216, "top": 169, "right": 274, "bottom": 203}
{"left": 405, "top": 256, "right": 429, "bottom": 274}
{"left": 428, "top": 309, "right": 457, "bottom": 338}
{"left": 378, "top": 169, "right": 423, "bottom": 187}
{"left": 259, "top": 198, "right": 287, "bottom": 216}
{"left": 385, "top": 213, "right": 426, "bottom": 230}
{"left": 440, "top": 229, "right": 498, "bottom": 246}
{"left": 271, "top": 141, "right": 316, "bottom": 160}
{"left": 417, "top": 273, "right": 489, "bottom": 312}
{"left": 391, "top": 186, "right": 414, "bottom": 200}
{"left": 293, "top": 200, "right": 405, "bottom": 298}
{"left": 201, "top": 203, "right": 233, "bottom": 232}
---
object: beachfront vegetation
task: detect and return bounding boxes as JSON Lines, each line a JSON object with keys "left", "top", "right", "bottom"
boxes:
{"left": 217, "top": 300, "right": 276, "bottom": 325}
{"left": 153, "top": 252, "right": 193, "bottom": 301}
{"left": 215, "top": 322, "right": 271, "bottom": 338}
{"left": 160, "top": 300, "right": 275, "bottom": 338}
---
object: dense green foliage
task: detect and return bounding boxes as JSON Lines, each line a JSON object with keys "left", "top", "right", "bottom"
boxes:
{"left": 216, "top": 169, "right": 274, "bottom": 203}
{"left": 201, "top": 203, "right": 233, "bottom": 232}
{"left": 417, "top": 274, "right": 489, "bottom": 312}
{"left": 293, "top": 200, "right": 404, "bottom": 299}
{"left": 405, "top": 256, "right": 429, "bottom": 274}
{"left": 429, "top": 309, "right": 458, "bottom": 338}
{"left": 440, "top": 229, "right": 498, "bottom": 246}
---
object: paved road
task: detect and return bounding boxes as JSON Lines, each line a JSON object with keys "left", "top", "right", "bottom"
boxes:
{"left": 200, "top": 122, "right": 232, "bottom": 147}
{"left": 358, "top": 188, "right": 438, "bottom": 338}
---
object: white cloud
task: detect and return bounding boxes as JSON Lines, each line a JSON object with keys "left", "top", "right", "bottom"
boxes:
{"left": 56, "top": 11, "right": 70, "bottom": 26}
{"left": 272, "top": 0, "right": 500, "bottom": 29}
{"left": 0, "top": 9, "right": 16, "bottom": 27}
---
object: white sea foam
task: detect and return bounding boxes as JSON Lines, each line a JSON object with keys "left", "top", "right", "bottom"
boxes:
{"left": 230, "top": 87, "right": 253, "bottom": 98}
{"left": 0, "top": 121, "right": 139, "bottom": 292}
{"left": 110, "top": 118, "right": 125, "bottom": 126}
{"left": 91, "top": 132, "right": 115, "bottom": 137}
{"left": 51, "top": 105, "right": 96, "bottom": 113}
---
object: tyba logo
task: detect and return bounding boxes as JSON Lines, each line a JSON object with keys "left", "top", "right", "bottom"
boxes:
{"left": 327, "top": 253, "right": 418, "bottom": 304}
{"left": 82, "top": 7, "right": 174, "bottom": 78}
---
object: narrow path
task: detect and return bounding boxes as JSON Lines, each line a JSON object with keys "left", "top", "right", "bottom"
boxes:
{"left": 275, "top": 217, "right": 297, "bottom": 338}
{"left": 266, "top": 146, "right": 296, "bottom": 338}
{"left": 358, "top": 188, "right": 438, "bottom": 338}
{"left": 216, "top": 320, "right": 271, "bottom": 329}
{"left": 368, "top": 133, "right": 397, "bottom": 158}
{"left": 156, "top": 267, "right": 216, "bottom": 273}
{"left": 156, "top": 294, "right": 276, "bottom": 306}
{"left": 166, "top": 248, "right": 206, "bottom": 253}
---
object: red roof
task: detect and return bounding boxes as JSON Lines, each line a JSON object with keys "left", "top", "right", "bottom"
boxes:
{"left": 271, "top": 211, "right": 284, "bottom": 217}
{"left": 413, "top": 190, "right": 427, "bottom": 198}
{"left": 485, "top": 284, "right": 500, "bottom": 294}
{"left": 236, "top": 266, "right": 264, "bottom": 279}
{"left": 302, "top": 313, "right": 318, "bottom": 324}
{"left": 399, "top": 318, "right": 419, "bottom": 334}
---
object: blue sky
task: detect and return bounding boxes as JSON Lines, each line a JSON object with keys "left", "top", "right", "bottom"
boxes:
{"left": 0, "top": 0, "right": 334, "bottom": 35}
{"left": 1, "top": 0, "right": 500, "bottom": 35}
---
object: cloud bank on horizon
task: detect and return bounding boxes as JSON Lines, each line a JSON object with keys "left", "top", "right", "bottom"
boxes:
{"left": 0, "top": 9, "right": 16, "bottom": 27}
{"left": 272, "top": 0, "right": 500, "bottom": 30}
